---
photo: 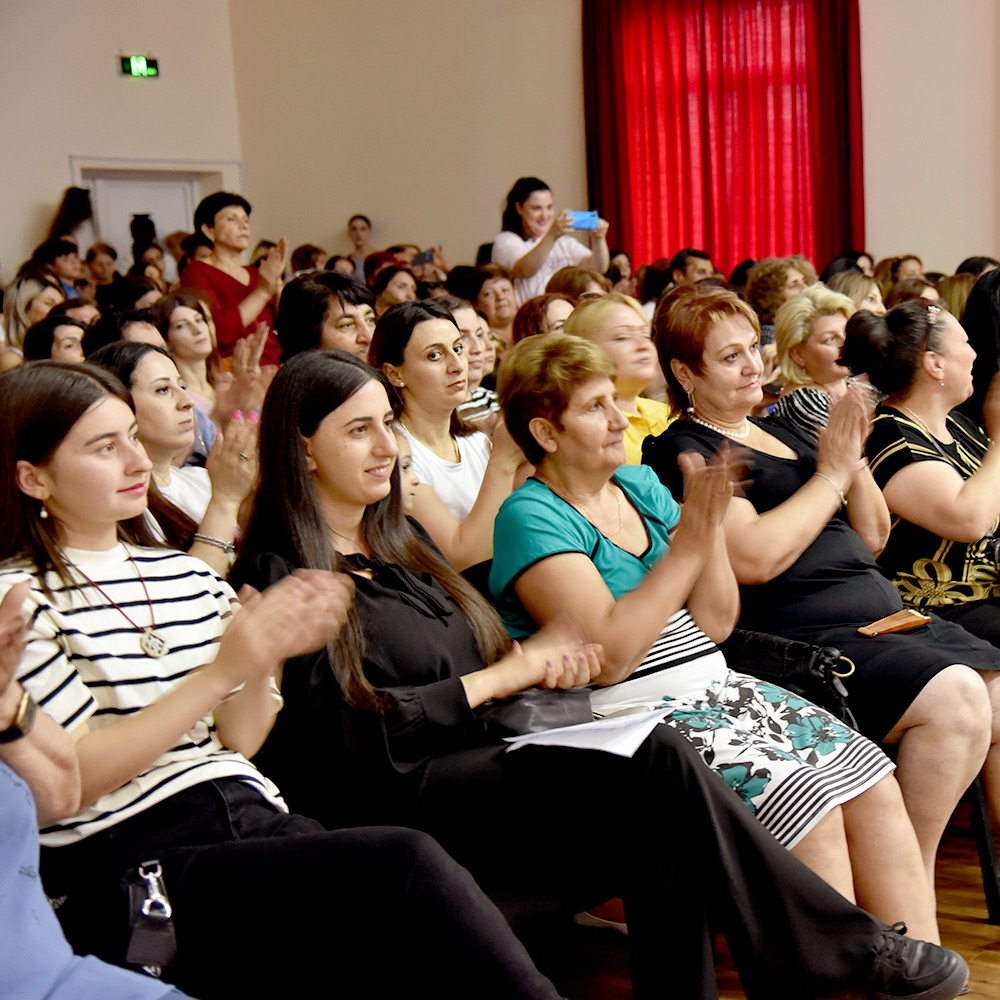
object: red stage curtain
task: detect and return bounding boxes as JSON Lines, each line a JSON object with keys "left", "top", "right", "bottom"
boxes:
{"left": 582, "top": 0, "right": 865, "bottom": 276}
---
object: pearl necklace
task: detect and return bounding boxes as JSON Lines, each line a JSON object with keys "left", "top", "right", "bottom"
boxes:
{"left": 687, "top": 412, "right": 751, "bottom": 440}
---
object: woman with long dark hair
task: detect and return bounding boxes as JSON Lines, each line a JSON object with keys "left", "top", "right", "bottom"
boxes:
{"left": 491, "top": 176, "right": 610, "bottom": 305}
{"left": 368, "top": 300, "right": 524, "bottom": 569}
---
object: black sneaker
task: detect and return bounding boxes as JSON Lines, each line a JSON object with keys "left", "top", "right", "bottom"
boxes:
{"left": 868, "top": 923, "right": 969, "bottom": 999}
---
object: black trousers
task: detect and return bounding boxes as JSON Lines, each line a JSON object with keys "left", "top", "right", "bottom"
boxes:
{"left": 410, "top": 725, "right": 882, "bottom": 1000}
{"left": 40, "top": 780, "right": 562, "bottom": 1000}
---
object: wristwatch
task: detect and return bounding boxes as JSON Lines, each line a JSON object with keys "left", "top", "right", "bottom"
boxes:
{"left": 0, "top": 688, "right": 37, "bottom": 743}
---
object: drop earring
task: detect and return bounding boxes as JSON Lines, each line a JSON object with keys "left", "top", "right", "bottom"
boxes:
{"left": 39, "top": 505, "right": 49, "bottom": 519}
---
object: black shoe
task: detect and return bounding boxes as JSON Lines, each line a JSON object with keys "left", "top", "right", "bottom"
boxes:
{"left": 868, "top": 923, "right": 969, "bottom": 999}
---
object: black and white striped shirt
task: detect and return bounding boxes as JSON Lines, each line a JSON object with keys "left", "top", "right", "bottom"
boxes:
{"left": 4, "top": 544, "right": 285, "bottom": 846}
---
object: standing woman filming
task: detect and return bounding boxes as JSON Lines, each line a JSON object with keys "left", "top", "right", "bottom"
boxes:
{"left": 491, "top": 177, "right": 610, "bottom": 305}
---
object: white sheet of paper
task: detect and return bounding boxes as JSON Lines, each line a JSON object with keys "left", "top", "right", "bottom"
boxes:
{"left": 503, "top": 708, "right": 671, "bottom": 757}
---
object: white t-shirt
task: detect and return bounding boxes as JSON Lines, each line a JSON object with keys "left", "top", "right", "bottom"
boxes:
{"left": 491, "top": 231, "right": 590, "bottom": 304}
{"left": 401, "top": 427, "right": 492, "bottom": 521}
{"left": 159, "top": 465, "right": 213, "bottom": 521}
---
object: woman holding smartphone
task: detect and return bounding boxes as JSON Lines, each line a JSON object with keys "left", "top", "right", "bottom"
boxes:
{"left": 491, "top": 177, "right": 610, "bottom": 305}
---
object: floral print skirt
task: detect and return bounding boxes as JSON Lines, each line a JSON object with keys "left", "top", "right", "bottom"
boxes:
{"left": 591, "top": 611, "right": 895, "bottom": 848}
{"left": 660, "top": 670, "right": 894, "bottom": 847}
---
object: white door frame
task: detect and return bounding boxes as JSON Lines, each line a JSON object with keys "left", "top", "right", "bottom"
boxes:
{"left": 69, "top": 155, "right": 244, "bottom": 242}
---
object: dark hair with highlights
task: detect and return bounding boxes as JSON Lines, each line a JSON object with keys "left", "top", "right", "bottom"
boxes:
{"left": 652, "top": 285, "right": 761, "bottom": 413}
{"left": 497, "top": 333, "right": 616, "bottom": 465}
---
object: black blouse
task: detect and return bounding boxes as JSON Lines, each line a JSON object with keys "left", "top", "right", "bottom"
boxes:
{"left": 235, "top": 545, "right": 493, "bottom": 829}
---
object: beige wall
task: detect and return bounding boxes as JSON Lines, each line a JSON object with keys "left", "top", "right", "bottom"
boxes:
{"left": 0, "top": 0, "right": 242, "bottom": 277}
{"left": 228, "top": 0, "right": 587, "bottom": 266}
{"left": 3, "top": 0, "right": 999, "bottom": 282}
{"left": 858, "top": 0, "right": 1000, "bottom": 272}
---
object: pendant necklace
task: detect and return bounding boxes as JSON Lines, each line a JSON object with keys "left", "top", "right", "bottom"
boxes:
{"left": 67, "top": 547, "right": 169, "bottom": 658}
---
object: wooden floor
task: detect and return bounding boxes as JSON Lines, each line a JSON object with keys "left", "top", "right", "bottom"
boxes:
{"left": 533, "top": 817, "right": 1000, "bottom": 998}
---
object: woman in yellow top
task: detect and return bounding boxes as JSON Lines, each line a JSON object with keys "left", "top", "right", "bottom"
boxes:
{"left": 564, "top": 293, "right": 673, "bottom": 463}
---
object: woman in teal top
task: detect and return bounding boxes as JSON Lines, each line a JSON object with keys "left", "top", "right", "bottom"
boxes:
{"left": 492, "top": 464, "right": 678, "bottom": 639}
{"left": 489, "top": 332, "right": 940, "bottom": 942}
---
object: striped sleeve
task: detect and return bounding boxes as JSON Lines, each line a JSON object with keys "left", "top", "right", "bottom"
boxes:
{"left": 867, "top": 409, "right": 945, "bottom": 487}
{"left": 770, "top": 388, "right": 831, "bottom": 438}
{"left": 4, "top": 574, "right": 98, "bottom": 732}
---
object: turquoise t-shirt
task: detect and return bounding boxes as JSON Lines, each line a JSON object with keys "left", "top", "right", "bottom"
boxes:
{"left": 489, "top": 464, "right": 681, "bottom": 638}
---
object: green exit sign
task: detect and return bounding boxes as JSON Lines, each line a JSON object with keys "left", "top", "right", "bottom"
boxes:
{"left": 120, "top": 55, "right": 159, "bottom": 78}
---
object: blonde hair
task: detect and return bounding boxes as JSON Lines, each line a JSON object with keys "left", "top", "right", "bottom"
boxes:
{"left": 827, "top": 271, "right": 878, "bottom": 311}
{"left": 937, "top": 272, "right": 978, "bottom": 323}
{"left": 563, "top": 292, "right": 646, "bottom": 339}
{"left": 774, "top": 283, "right": 855, "bottom": 385}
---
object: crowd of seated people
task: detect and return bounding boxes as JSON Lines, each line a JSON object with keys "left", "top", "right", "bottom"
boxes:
{"left": 3, "top": 183, "right": 1000, "bottom": 1000}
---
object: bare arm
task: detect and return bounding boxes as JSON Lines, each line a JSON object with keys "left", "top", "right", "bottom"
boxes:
{"left": 576, "top": 218, "right": 611, "bottom": 274}
{"left": 845, "top": 464, "right": 891, "bottom": 554}
{"left": 186, "top": 415, "right": 258, "bottom": 575}
{"left": 880, "top": 382, "right": 1000, "bottom": 543}
{"left": 409, "top": 425, "right": 525, "bottom": 570}
{"left": 211, "top": 575, "right": 353, "bottom": 757}
{"left": 237, "top": 238, "right": 288, "bottom": 328}
{"left": 881, "top": 452, "right": 1000, "bottom": 543}
{"left": 684, "top": 526, "right": 740, "bottom": 643}
{"left": 725, "top": 390, "right": 869, "bottom": 584}
{"left": 0, "top": 582, "right": 81, "bottom": 823}
{"left": 506, "top": 213, "right": 573, "bottom": 280}
{"left": 459, "top": 624, "right": 602, "bottom": 707}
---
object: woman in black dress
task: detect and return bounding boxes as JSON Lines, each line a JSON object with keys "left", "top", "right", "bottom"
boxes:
{"left": 858, "top": 299, "right": 1000, "bottom": 828}
{"left": 642, "top": 284, "right": 997, "bottom": 891}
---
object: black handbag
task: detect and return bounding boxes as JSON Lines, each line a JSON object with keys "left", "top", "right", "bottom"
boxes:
{"left": 718, "top": 629, "right": 859, "bottom": 730}
{"left": 476, "top": 688, "right": 594, "bottom": 739}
